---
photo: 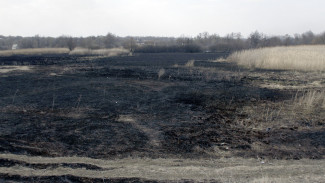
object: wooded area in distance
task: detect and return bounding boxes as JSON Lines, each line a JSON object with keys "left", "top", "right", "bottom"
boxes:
{"left": 1, "top": 31, "right": 325, "bottom": 53}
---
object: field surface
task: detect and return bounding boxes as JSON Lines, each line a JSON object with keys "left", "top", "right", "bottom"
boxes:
{"left": 0, "top": 53, "right": 324, "bottom": 182}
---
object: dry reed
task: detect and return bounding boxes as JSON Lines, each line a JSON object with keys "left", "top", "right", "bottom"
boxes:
{"left": 228, "top": 45, "right": 325, "bottom": 71}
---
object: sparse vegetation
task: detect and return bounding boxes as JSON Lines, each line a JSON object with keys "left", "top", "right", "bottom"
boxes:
{"left": 228, "top": 45, "right": 325, "bottom": 71}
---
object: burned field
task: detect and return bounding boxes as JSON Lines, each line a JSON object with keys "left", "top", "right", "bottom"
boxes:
{"left": 0, "top": 53, "right": 324, "bottom": 181}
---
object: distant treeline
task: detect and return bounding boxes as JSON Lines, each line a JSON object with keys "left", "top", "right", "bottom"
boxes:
{"left": 1, "top": 31, "right": 325, "bottom": 53}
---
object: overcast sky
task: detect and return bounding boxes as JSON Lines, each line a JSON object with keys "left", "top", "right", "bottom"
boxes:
{"left": 1, "top": 0, "right": 325, "bottom": 38}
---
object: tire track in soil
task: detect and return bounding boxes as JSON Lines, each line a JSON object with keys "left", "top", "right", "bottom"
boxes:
{"left": 0, "top": 153, "right": 325, "bottom": 182}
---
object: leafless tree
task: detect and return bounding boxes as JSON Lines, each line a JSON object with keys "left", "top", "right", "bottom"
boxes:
{"left": 67, "top": 37, "right": 76, "bottom": 51}
{"left": 104, "top": 33, "right": 117, "bottom": 48}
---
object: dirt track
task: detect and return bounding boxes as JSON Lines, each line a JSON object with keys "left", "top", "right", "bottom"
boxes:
{"left": 0, "top": 53, "right": 324, "bottom": 182}
{"left": 0, "top": 153, "right": 325, "bottom": 182}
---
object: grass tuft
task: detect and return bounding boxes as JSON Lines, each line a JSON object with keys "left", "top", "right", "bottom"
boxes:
{"left": 185, "top": 59, "right": 195, "bottom": 67}
{"left": 158, "top": 68, "right": 165, "bottom": 80}
{"left": 293, "top": 89, "right": 325, "bottom": 111}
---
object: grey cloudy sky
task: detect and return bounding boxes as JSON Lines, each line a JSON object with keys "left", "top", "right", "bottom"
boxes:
{"left": 1, "top": 0, "right": 325, "bottom": 37}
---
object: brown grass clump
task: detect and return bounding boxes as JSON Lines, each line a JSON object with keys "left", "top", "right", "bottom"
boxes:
{"left": 0, "top": 66, "right": 32, "bottom": 74}
{"left": 227, "top": 45, "right": 325, "bottom": 71}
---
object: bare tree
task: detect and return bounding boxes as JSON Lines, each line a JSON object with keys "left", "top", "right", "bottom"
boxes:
{"left": 123, "top": 37, "right": 136, "bottom": 52}
{"left": 67, "top": 37, "right": 76, "bottom": 51}
{"left": 104, "top": 33, "right": 117, "bottom": 48}
{"left": 33, "top": 34, "right": 40, "bottom": 48}
{"left": 313, "top": 32, "right": 325, "bottom": 44}
{"left": 301, "top": 31, "right": 314, "bottom": 44}
{"left": 249, "top": 31, "right": 265, "bottom": 48}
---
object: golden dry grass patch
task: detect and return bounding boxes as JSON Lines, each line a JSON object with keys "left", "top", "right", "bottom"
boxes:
{"left": 69, "top": 47, "right": 130, "bottom": 57}
{"left": 0, "top": 65, "right": 32, "bottom": 74}
{"left": 117, "top": 115, "right": 136, "bottom": 123}
{"left": 0, "top": 48, "right": 69, "bottom": 56}
{"left": 0, "top": 47, "right": 129, "bottom": 57}
{"left": 211, "top": 57, "right": 228, "bottom": 62}
{"left": 228, "top": 45, "right": 325, "bottom": 71}
{"left": 259, "top": 82, "right": 325, "bottom": 90}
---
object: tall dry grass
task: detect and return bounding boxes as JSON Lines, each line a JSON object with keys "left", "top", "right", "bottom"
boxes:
{"left": 69, "top": 47, "right": 129, "bottom": 57}
{"left": 0, "top": 48, "right": 70, "bottom": 56}
{"left": 228, "top": 45, "right": 325, "bottom": 71}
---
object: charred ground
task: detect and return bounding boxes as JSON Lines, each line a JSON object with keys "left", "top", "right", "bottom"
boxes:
{"left": 0, "top": 53, "right": 324, "bottom": 171}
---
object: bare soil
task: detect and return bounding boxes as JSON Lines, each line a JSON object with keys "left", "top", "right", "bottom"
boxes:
{"left": 0, "top": 53, "right": 324, "bottom": 182}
